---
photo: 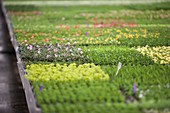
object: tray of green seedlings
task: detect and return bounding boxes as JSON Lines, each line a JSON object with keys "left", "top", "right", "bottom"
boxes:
{"left": 25, "top": 63, "right": 145, "bottom": 113}
{"left": 25, "top": 63, "right": 126, "bottom": 113}
{"left": 82, "top": 45, "right": 154, "bottom": 65}
{"left": 101, "top": 64, "right": 170, "bottom": 110}
{"left": 25, "top": 63, "right": 170, "bottom": 113}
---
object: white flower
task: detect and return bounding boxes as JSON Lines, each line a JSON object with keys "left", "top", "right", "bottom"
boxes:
{"left": 73, "top": 41, "right": 77, "bottom": 45}
{"left": 71, "top": 53, "right": 74, "bottom": 56}
{"left": 139, "top": 93, "right": 143, "bottom": 98}
{"left": 166, "top": 83, "right": 170, "bottom": 88}
{"left": 67, "top": 42, "right": 71, "bottom": 46}
{"left": 66, "top": 47, "right": 68, "bottom": 51}
{"left": 46, "top": 55, "right": 50, "bottom": 58}
{"left": 81, "top": 13, "right": 85, "bottom": 16}
{"left": 27, "top": 45, "right": 33, "bottom": 50}
{"left": 49, "top": 43, "right": 52, "bottom": 47}
{"left": 61, "top": 17, "right": 65, "bottom": 21}
{"left": 146, "top": 89, "right": 150, "bottom": 93}
{"left": 54, "top": 54, "right": 58, "bottom": 58}
{"left": 78, "top": 48, "right": 82, "bottom": 51}
{"left": 38, "top": 50, "right": 41, "bottom": 54}
{"left": 80, "top": 51, "right": 83, "bottom": 54}
{"left": 158, "top": 84, "right": 161, "bottom": 88}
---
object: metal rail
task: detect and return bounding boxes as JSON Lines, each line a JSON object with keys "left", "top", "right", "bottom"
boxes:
{"left": 0, "top": 0, "right": 41, "bottom": 113}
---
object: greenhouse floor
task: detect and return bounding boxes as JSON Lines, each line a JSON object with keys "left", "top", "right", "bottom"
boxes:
{"left": 0, "top": 1, "right": 29, "bottom": 113}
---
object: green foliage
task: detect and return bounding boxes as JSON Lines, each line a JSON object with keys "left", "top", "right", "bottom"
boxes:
{"left": 5, "top": 5, "right": 39, "bottom": 11}
{"left": 27, "top": 64, "right": 170, "bottom": 113}
{"left": 119, "top": 37, "right": 170, "bottom": 47}
{"left": 101, "top": 64, "right": 170, "bottom": 101}
{"left": 83, "top": 46, "right": 154, "bottom": 65}
{"left": 6, "top": 1, "right": 170, "bottom": 112}
{"left": 26, "top": 63, "right": 109, "bottom": 82}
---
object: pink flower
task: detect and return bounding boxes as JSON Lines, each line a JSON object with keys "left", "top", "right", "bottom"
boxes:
{"left": 67, "top": 42, "right": 70, "bottom": 46}
{"left": 54, "top": 48, "right": 58, "bottom": 52}
{"left": 27, "top": 45, "right": 33, "bottom": 50}
{"left": 57, "top": 43, "right": 61, "bottom": 47}
{"left": 66, "top": 47, "right": 68, "bottom": 51}
{"left": 76, "top": 33, "right": 80, "bottom": 37}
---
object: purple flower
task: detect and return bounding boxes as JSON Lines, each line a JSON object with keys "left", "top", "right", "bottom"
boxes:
{"left": 133, "top": 83, "right": 137, "bottom": 95}
{"left": 86, "top": 32, "right": 88, "bottom": 37}
{"left": 40, "top": 85, "right": 43, "bottom": 91}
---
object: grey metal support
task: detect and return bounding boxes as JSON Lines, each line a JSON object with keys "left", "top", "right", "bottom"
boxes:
{"left": 0, "top": 0, "right": 41, "bottom": 113}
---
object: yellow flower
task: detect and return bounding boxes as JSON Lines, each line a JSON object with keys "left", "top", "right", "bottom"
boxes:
{"left": 136, "top": 46, "right": 170, "bottom": 64}
{"left": 133, "top": 29, "right": 138, "bottom": 32}
{"left": 116, "top": 30, "right": 122, "bottom": 34}
{"left": 135, "top": 34, "right": 139, "bottom": 38}
{"left": 105, "top": 38, "right": 109, "bottom": 42}
{"left": 128, "top": 34, "right": 133, "bottom": 39}
{"left": 117, "top": 41, "right": 121, "bottom": 44}
{"left": 90, "top": 38, "right": 94, "bottom": 41}
{"left": 125, "top": 28, "right": 129, "bottom": 32}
